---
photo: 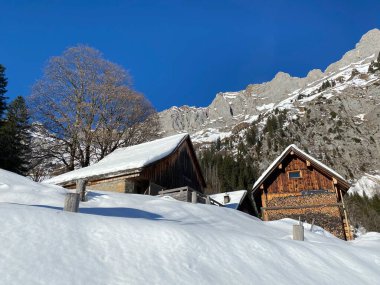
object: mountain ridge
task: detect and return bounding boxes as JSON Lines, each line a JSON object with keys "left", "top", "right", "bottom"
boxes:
{"left": 158, "top": 29, "right": 380, "bottom": 184}
{"left": 159, "top": 29, "right": 380, "bottom": 141}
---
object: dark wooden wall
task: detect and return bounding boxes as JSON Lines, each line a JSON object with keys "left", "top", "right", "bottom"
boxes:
{"left": 266, "top": 155, "right": 334, "bottom": 194}
{"left": 139, "top": 141, "right": 205, "bottom": 193}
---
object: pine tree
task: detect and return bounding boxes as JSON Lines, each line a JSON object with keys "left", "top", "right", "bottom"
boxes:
{"left": 246, "top": 124, "right": 257, "bottom": 146}
{"left": 215, "top": 137, "right": 221, "bottom": 151}
{"left": 0, "top": 96, "right": 31, "bottom": 175}
{"left": 368, "top": 61, "right": 375, "bottom": 73}
{"left": 0, "top": 64, "right": 7, "bottom": 120}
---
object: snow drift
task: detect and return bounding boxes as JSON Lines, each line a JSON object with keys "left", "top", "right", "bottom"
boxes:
{"left": 0, "top": 169, "right": 379, "bottom": 285}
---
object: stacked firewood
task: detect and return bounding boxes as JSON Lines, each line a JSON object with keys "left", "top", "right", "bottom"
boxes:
{"left": 266, "top": 193, "right": 345, "bottom": 239}
{"left": 269, "top": 211, "right": 345, "bottom": 239}
{"left": 267, "top": 192, "right": 337, "bottom": 207}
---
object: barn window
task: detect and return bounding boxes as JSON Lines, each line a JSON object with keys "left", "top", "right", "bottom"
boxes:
{"left": 288, "top": 171, "right": 301, "bottom": 179}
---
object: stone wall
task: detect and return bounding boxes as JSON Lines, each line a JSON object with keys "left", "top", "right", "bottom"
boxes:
{"left": 88, "top": 178, "right": 128, "bottom": 193}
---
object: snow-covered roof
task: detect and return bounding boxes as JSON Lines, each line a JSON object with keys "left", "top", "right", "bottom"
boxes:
{"left": 210, "top": 190, "right": 247, "bottom": 209}
{"left": 44, "top": 133, "right": 189, "bottom": 185}
{"left": 252, "top": 144, "right": 349, "bottom": 193}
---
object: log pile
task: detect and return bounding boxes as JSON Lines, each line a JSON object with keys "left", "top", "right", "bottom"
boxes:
{"left": 265, "top": 193, "right": 345, "bottom": 239}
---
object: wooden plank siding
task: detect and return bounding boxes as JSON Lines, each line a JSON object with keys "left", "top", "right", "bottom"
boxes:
{"left": 141, "top": 141, "right": 205, "bottom": 193}
{"left": 265, "top": 156, "right": 334, "bottom": 194}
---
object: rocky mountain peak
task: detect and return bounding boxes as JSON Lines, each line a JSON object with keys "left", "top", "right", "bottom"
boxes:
{"left": 273, "top": 71, "right": 292, "bottom": 80}
{"left": 357, "top": 28, "right": 380, "bottom": 47}
{"left": 306, "top": 69, "right": 323, "bottom": 81}
{"left": 325, "top": 29, "right": 380, "bottom": 74}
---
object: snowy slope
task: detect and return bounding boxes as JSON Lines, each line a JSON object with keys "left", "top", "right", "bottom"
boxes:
{"left": 1, "top": 169, "right": 380, "bottom": 285}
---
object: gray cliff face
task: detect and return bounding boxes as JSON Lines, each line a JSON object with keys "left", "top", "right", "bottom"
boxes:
{"left": 159, "top": 70, "right": 324, "bottom": 134}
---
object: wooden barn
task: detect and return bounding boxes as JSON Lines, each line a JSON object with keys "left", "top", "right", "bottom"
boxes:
{"left": 251, "top": 144, "right": 352, "bottom": 240}
{"left": 44, "top": 133, "right": 206, "bottom": 194}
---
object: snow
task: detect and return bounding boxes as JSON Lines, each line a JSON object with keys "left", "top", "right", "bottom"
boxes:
{"left": 210, "top": 190, "right": 247, "bottom": 209}
{"left": 244, "top": 114, "right": 259, "bottom": 123}
{"left": 223, "top": 92, "right": 239, "bottom": 99}
{"left": 191, "top": 128, "right": 232, "bottom": 144}
{"left": 256, "top": 103, "right": 275, "bottom": 111}
{"left": 354, "top": 113, "right": 366, "bottom": 121}
{"left": 253, "top": 144, "right": 346, "bottom": 191}
{"left": 273, "top": 56, "right": 378, "bottom": 114}
{"left": 299, "top": 92, "right": 322, "bottom": 103}
{"left": 0, "top": 170, "right": 380, "bottom": 285}
{"left": 349, "top": 173, "right": 380, "bottom": 198}
{"left": 1, "top": 169, "right": 380, "bottom": 285}
{"left": 322, "top": 93, "right": 334, "bottom": 99}
{"left": 44, "top": 133, "right": 188, "bottom": 185}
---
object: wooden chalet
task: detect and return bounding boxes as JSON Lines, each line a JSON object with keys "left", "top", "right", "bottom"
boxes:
{"left": 251, "top": 144, "right": 352, "bottom": 240}
{"left": 44, "top": 133, "right": 206, "bottom": 194}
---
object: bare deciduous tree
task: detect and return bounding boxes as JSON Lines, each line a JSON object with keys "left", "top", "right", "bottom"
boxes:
{"left": 29, "top": 45, "right": 160, "bottom": 174}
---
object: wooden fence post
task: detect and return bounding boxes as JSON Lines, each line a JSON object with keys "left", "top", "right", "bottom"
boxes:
{"left": 310, "top": 218, "right": 315, "bottom": 232}
{"left": 206, "top": 196, "right": 211, "bottom": 205}
{"left": 293, "top": 224, "right": 304, "bottom": 241}
{"left": 191, "top": 191, "right": 197, "bottom": 204}
{"left": 76, "top": 179, "right": 87, "bottom": 202}
{"left": 64, "top": 193, "right": 80, "bottom": 212}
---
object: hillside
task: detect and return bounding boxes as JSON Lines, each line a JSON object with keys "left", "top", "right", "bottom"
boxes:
{"left": 1, "top": 169, "right": 380, "bottom": 285}
{"left": 158, "top": 29, "right": 380, "bottom": 184}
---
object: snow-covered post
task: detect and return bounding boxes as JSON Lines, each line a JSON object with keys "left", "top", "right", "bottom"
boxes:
{"left": 191, "top": 191, "right": 197, "bottom": 204}
{"left": 64, "top": 193, "right": 80, "bottom": 212}
{"left": 206, "top": 196, "right": 211, "bottom": 205}
{"left": 76, "top": 179, "right": 87, "bottom": 202}
{"left": 293, "top": 222, "right": 304, "bottom": 241}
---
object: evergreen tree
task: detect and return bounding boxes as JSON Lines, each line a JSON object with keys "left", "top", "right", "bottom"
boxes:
{"left": 215, "top": 137, "right": 221, "bottom": 151}
{"left": 368, "top": 52, "right": 380, "bottom": 73}
{"left": 368, "top": 61, "right": 375, "bottom": 73}
{"left": 0, "top": 64, "right": 8, "bottom": 120}
{"left": 0, "top": 96, "right": 31, "bottom": 175}
{"left": 246, "top": 123, "right": 257, "bottom": 146}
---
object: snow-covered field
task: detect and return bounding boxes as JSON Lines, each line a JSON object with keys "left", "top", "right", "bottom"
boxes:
{"left": 1, "top": 169, "right": 380, "bottom": 285}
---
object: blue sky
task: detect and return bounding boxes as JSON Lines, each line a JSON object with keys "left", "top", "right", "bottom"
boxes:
{"left": 1, "top": 0, "right": 380, "bottom": 111}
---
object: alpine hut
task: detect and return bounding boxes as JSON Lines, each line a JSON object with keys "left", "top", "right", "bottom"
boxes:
{"left": 251, "top": 144, "right": 352, "bottom": 240}
{"left": 44, "top": 133, "right": 206, "bottom": 194}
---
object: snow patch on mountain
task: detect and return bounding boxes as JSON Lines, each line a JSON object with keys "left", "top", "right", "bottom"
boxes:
{"left": 349, "top": 173, "right": 380, "bottom": 198}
